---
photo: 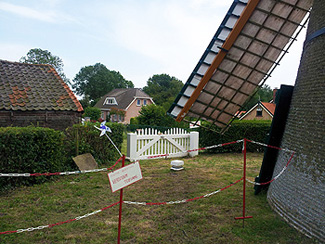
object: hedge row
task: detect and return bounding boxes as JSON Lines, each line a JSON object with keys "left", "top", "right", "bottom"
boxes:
{"left": 197, "top": 120, "right": 272, "bottom": 153}
{"left": 0, "top": 122, "right": 124, "bottom": 190}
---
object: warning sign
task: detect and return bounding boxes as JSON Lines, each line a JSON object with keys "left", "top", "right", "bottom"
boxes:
{"left": 108, "top": 161, "right": 143, "bottom": 192}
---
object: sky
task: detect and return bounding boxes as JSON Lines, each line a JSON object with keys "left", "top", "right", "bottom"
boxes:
{"left": 0, "top": 0, "right": 308, "bottom": 91}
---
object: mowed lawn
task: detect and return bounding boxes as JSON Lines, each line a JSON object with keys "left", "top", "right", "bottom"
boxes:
{"left": 0, "top": 153, "right": 317, "bottom": 243}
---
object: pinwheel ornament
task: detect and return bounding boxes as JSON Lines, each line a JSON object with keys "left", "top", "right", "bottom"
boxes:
{"left": 99, "top": 121, "right": 112, "bottom": 136}
{"left": 94, "top": 121, "right": 122, "bottom": 157}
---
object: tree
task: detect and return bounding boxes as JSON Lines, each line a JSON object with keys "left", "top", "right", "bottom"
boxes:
{"left": 20, "top": 48, "right": 70, "bottom": 85}
{"left": 72, "top": 63, "right": 134, "bottom": 106}
{"left": 143, "top": 74, "right": 183, "bottom": 110}
{"left": 243, "top": 84, "right": 274, "bottom": 111}
{"left": 137, "top": 104, "right": 188, "bottom": 129}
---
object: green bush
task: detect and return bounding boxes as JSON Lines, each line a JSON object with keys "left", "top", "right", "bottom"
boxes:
{"left": 83, "top": 107, "right": 101, "bottom": 121}
{"left": 133, "top": 104, "right": 188, "bottom": 131}
{"left": 0, "top": 127, "right": 66, "bottom": 190}
{"left": 64, "top": 122, "right": 124, "bottom": 166}
{"left": 198, "top": 120, "right": 272, "bottom": 153}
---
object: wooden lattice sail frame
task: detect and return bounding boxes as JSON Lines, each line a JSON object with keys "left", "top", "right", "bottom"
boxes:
{"left": 168, "top": 0, "right": 312, "bottom": 133}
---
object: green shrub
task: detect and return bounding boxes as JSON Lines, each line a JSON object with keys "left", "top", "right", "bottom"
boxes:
{"left": 64, "top": 122, "right": 125, "bottom": 166}
{"left": 198, "top": 120, "right": 272, "bottom": 153}
{"left": 0, "top": 127, "right": 66, "bottom": 190}
{"left": 132, "top": 104, "right": 188, "bottom": 131}
{"left": 83, "top": 107, "right": 101, "bottom": 121}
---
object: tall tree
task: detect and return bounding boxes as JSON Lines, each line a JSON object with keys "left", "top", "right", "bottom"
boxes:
{"left": 20, "top": 48, "right": 70, "bottom": 85}
{"left": 143, "top": 74, "right": 183, "bottom": 110}
{"left": 243, "top": 84, "right": 274, "bottom": 110}
{"left": 72, "top": 63, "right": 134, "bottom": 105}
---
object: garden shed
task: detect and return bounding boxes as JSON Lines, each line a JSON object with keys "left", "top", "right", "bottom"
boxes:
{"left": 0, "top": 60, "right": 83, "bottom": 130}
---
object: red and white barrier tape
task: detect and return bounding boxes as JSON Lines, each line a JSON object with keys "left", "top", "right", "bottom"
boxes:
{"left": 124, "top": 178, "right": 243, "bottom": 206}
{"left": 0, "top": 157, "right": 122, "bottom": 177}
{"left": 147, "top": 139, "right": 244, "bottom": 159}
{"left": 246, "top": 139, "right": 294, "bottom": 153}
{"left": 0, "top": 202, "right": 120, "bottom": 235}
{"left": 246, "top": 151, "right": 295, "bottom": 186}
{"left": 0, "top": 178, "right": 242, "bottom": 235}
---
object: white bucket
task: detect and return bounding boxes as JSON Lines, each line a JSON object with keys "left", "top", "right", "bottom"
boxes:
{"left": 171, "top": 160, "right": 184, "bottom": 171}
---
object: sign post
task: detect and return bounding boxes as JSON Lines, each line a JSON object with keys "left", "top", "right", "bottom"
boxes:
{"left": 107, "top": 156, "right": 143, "bottom": 243}
{"left": 235, "top": 138, "right": 253, "bottom": 227}
{"left": 117, "top": 155, "right": 125, "bottom": 244}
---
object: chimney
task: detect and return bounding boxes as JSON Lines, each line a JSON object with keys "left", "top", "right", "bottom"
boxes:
{"left": 272, "top": 89, "right": 278, "bottom": 103}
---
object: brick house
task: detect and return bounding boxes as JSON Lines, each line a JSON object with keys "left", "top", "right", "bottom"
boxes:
{"left": 239, "top": 101, "right": 276, "bottom": 121}
{"left": 0, "top": 60, "right": 83, "bottom": 130}
{"left": 94, "top": 88, "right": 154, "bottom": 124}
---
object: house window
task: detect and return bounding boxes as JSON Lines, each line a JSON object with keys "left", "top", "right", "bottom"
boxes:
{"left": 137, "top": 99, "right": 141, "bottom": 106}
{"left": 118, "top": 114, "right": 124, "bottom": 122}
{"left": 256, "top": 107, "right": 263, "bottom": 117}
{"left": 143, "top": 99, "right": 147, "bottom": 106}
{"left": 104, "top": 97, "right": 117, "bottom": 105}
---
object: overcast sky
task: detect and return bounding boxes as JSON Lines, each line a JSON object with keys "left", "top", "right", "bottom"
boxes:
{"left": 0, "top": 0, "right": 307, "bottom": 90}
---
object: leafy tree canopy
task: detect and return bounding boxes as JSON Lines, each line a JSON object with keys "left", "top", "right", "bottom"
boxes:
{"left": 72, "top": 63, "right": 134, "bottom": 106}
{"left": 137, "top": 104, "right": 188, "bottom": 129}
{"left": 20, "top": 48, "right": 70, "bottom": 85}
{"left": 243, "top": 84, "right": 274, "bottom": 111}
{"left": 143, "top": 74, "right": 183, "bottom": 110}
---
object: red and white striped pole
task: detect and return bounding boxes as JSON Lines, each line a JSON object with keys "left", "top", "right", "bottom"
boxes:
{"left": 117, "top": 155, "right": 125, "bottom": 244}
{"left": 235, "top": 138, "right": 253, "bottom": 227}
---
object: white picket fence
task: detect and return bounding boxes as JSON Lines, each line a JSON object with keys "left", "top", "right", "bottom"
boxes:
{"left": 127, "top": 128, "right": 199, "bottom": 161}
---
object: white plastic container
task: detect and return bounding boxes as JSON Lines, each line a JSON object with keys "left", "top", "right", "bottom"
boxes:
{"left": 170, "top": 160, "right": 184, "bottom": 171}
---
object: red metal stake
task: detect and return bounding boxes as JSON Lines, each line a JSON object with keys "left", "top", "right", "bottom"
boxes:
{"left": 235, "top": 138, "right": 253, "bottom": 227}
{"left": 117, "top": 155, "right": 125, "bottom": 244}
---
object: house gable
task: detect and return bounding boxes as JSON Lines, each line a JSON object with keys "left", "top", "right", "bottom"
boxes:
{"left": 239, "top": 102, "right": 275, "bottom": 121}
{"left": 94, "top": 88, "right": 154, "bottom": 123}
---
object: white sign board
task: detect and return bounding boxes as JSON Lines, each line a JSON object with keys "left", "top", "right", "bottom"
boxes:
{"left": 108, "top": 161, "right": 143, "bottom": 193}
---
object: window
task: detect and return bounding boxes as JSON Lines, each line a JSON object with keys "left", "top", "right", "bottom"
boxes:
{"left": 256, "top": 107, "right": 263, "bottom": 117}
{"left": 104, "top": 97, "right": 117, "bottom": 105}
{"left": 143, "top": 99, "right": 147, "bottom": 106}
{"left": 137, "top": 99, "right": 141, "bottom": 106}
{"left": 118, "top": 114, "right": 124, "bottom": 122}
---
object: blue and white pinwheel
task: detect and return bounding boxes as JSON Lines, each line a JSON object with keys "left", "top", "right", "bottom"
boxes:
{"left": 94, "top": 121, "right": 122, "bottom": 156}
{"left": 99, "top": 121, "right": 112, "bottom": 137}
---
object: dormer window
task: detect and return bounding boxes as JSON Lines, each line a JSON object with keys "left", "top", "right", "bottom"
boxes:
{"left": 256, "top": 107, "right": 263, "bottom": 117}
{"left": 136, "top": 99, "right": 141, "bottom": 106}
{"left": 104, "top": 97, "right": 117, "bottom": 105}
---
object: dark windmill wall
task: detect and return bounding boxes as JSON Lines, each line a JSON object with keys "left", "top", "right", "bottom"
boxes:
{"left": 267, "top": 0, "right": 325, "bottom": 241}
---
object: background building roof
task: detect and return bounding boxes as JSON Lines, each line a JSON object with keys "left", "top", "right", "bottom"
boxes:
{"left": 95, "top": 88, "right": 152, "bottom": 110}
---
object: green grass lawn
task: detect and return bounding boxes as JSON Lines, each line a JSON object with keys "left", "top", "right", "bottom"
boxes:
{"left": 0, "top": 153, "right": 317, "bottom": 243}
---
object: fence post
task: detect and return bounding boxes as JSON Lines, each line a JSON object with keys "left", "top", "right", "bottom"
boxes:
{"left": 127, "top": 133, "right": 137, "bottom": 161}
{"left": 189, "top": 131, "right": 199, "bottom": 157}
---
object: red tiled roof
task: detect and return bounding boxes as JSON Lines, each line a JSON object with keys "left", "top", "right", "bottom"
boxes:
{"left": 261, "top": 102, "right": 276, "bottom": 115}
{"left": 0, "top": 60, "right": 83, "bottom": 112}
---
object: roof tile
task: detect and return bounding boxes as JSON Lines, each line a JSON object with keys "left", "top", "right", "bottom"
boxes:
{"left": 0, "top": 60, "right": 83, "bottom": 112}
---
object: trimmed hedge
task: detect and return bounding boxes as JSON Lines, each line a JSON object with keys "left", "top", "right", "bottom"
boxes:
{"left": 0, "top": 122, "right": 124, "bottom": 190}
{"left": 0, "top": 127, "right": 66, "bottom": 189}
{"left": 197, "top": 120, "right": 272, "bottom": 153}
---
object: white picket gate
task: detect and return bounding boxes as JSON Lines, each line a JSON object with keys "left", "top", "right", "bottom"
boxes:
{"left": 127, "top": 128, "right": 199, "bottom": 161}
